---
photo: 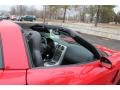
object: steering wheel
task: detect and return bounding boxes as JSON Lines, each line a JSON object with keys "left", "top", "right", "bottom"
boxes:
{"left": 41, "top": 36, "right": 47, "bottom": 47}
{"left": 42, "top": 38, "right": 55, "bottom": 60}
{"left": 40, "top": 36, "right": 48, "bottom": 58}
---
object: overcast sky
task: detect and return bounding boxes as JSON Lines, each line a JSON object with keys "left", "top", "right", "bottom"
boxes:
{"left": 0, "top": 5, "right": 120, "bottom": 13}
{"left": 0, "top": 5, "right": 43, "bottom": 11}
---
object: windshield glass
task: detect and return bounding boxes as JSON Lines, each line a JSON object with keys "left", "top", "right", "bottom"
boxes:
{"left": 48, "top": 28, "right": 77, "bottom": 44}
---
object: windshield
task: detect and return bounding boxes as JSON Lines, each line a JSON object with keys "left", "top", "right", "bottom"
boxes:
{"left": 48, "top": 28, "right": 77, "bottom": 44}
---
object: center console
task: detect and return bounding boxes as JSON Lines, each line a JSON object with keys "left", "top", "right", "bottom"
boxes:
{"left": 44, "top": 44, "right": 67, "bottom": 67}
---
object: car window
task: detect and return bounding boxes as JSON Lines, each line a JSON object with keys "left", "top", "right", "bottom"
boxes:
{"left": 0, "top": 35, "right": 3, "bottom": 69}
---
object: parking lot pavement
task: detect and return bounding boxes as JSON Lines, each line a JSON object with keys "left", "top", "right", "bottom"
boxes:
{"left": 16, "top": 22, "right": 120, "bottom": 51}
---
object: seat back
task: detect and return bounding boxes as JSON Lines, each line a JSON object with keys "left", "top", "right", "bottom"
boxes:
{"left": 28, "top": 31, "right": 43, "bottom": 67}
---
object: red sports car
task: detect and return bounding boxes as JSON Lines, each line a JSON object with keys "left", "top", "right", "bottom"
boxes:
{"left": 0, "top": 20, "right": 120, "bottom": 85}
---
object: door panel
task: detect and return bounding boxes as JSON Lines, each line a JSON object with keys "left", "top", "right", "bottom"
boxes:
{"left": 113, "top": 70, "right": 120, "bottom": 84}
{"left": 0, "top": 70, "right": 26, "bottom": 85}
{"left": 27, "top": 61, "right": 118, "bottom": 85}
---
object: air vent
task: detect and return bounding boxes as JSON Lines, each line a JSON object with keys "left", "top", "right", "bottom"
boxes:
{"left": 61, "top": 46, "right": 64, "bottom": 50}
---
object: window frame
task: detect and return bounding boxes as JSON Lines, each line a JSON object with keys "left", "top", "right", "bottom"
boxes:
{"left": 22, "top": 31, "right": 34, "bottom": 68}
{"left": 0, "top": 34, "right": 4, "bottom": 69}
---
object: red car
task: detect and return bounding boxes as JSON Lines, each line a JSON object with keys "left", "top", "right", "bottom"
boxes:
{"left": 0, "top": 20, "right": 120, "bottom": 85}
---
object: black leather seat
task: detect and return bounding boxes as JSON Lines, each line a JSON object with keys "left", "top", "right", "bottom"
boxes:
{"left": 27, "top": 31, "right": 44, "bottom": 67}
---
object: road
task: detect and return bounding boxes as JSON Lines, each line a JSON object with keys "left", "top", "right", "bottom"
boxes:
{"left": 80, "top": 33, "right": 120, "bottom": 51}
{"left": 16, "top": 22, "right": 120, "bottom": 51}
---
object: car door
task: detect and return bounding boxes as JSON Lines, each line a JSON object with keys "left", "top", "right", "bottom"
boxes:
{"left": 0, "top": 41, "right": 27, "bottom": 85}
{"left": 0, "top": 70, "right": 27, "bottom": 85}
{"left": 27, "top": 59, "right": 120, "bottom": 85}
{"left": 0, "top": 28, "right": 30, "bottom": 85}
{"left": 0, "top": 40, "right": 27, "bottom": 85}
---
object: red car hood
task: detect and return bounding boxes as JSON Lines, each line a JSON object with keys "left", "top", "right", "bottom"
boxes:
{"left": 96, "top": 45, "right": 118, "bottom": 55}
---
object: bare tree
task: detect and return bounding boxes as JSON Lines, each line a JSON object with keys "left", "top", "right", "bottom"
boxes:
{"left": 43, "top": 5, "right": 47, "bottom": 24}
{"left": 88, "top": 5, "right": 97, "bottom": 23}
{"left": 60, "top": 5, "right": 71, "bottom": 23}
{"left": 27, "top": 6, "right": 37, "bottom": 15}
{"left": 10, "top": 5, "right": 43, "bottom": 18}
{"left": 10, "top": 5, "right": 27, "bottom": 16}
{"left": 48, "top": 5, "right": 60, "bottom": 20}
{"left": 10, "top": 6, "right": 17, "bottom": 15}
{"left": 77, "top": 6, "right": 88, "bottom": 22}
{"left": 95, "top": 5, "right": 101, "bottom": 26}
{"left": 16, "top": 5, "right": 27, "bottom": 16}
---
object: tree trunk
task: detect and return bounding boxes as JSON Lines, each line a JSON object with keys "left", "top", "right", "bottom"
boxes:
{"left": 115, "top": 15, "right": 118, "bottom": 24}
{"left": 90, "top": 13, "right": 94, "bottom": 23}
{"left": 63, "top": 7, "right": 67, "bottom": 23}
{"left": 55, "top": 11, "right": 57, "bottom": 20}
{"left": 49, "top": 12, "right": 52, "bottom": 21}
{"left": 43, "top": 6, "right": 46, "bottom": 24}
{"left": 95, "top": 6, "right": 100, "bottom": 27}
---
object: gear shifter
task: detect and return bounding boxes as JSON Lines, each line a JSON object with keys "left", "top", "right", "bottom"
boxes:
{"left": 43, "top": 54, "right": 50, "bottom": 62}
{"left": 44, "top": 44, "right": 67, "bottom": 67}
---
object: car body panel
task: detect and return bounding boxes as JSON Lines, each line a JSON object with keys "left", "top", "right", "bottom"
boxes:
{"left": 96, "top": 45, "right": 118, "bottom": 55}
{"left": 27, "top": 58, "right": 120, "bottom": 85}
{"left": 0, "top": 20, "right": 29, "bottom": 69}
{"left": 0, "top": 70, "right": 26, "bottom": 84}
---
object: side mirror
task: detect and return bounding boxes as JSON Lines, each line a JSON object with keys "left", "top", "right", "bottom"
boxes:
{"left": 100, "top": 57, "right": 112, "bottom": 69}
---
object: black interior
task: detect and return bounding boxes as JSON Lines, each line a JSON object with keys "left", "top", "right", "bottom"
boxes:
{"left": 23, "top": 24, "right": 101, "bottom": 67}
{"left": 26, "top": 31, "right": 44, "bottom": 67}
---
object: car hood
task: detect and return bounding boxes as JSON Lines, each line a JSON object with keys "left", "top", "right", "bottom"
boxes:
{"left": 96, "top": 45, "right": 118, "bottom": 55}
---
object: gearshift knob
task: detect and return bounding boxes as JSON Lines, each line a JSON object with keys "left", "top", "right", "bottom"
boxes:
{"left": 46, "top": 54, "right": 49, "bottom": 59}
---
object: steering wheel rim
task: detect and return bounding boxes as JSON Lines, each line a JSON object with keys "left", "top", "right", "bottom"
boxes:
{"left": 41, "top": 37, "right": 47, "bottom": 47}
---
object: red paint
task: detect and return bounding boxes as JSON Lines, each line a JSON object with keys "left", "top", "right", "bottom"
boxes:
{"left": 0, "top": 70, "right": 26, "bottom": 84}
{"left": 0, "top": 20, "right": 29, "bottom": 69}
{"left": 96, "top": 45, "right": 118, "bottom": 55}
{"left": 27, "top": 60, "right": 120, "bottom": 85}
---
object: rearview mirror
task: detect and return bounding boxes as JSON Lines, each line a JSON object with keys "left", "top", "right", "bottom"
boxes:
{"left": 100, "top": 57, "right": 112, "bottom": 69}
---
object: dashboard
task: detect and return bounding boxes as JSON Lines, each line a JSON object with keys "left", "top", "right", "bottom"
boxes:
{"left": 43, "top": 36, "right": 95, "bottom": 67}
{"left": 44, "top": 44, "right": 67, "bottom": 67}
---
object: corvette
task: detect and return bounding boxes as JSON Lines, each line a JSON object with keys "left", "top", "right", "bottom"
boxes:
{"left": 0, "top": 20, "right": 120, "bottom": 85}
